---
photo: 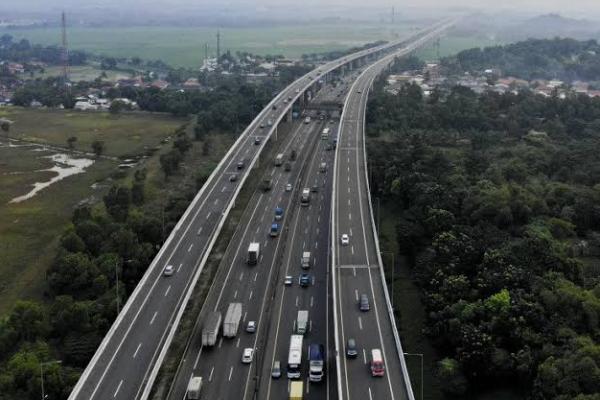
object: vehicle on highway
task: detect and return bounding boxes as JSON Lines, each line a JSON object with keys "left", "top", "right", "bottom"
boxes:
{"left": 242, "top": 348, "right": 254, "bottom": 364}
{"left": 270, "top": 223, "right": 280, "bottom": 237}
{"left": 300, "top": 188, "right": 310, "bottom": 206}
{"left": 341, "top": 234, "right": 349, "bottom": 245}
{"left": 288, "top": 96, "right": 293, "bottom": 101}
{"left": 301, "top": 251, "right": 311, "bottom": 269}
{"left": 287, "top": 335, "right": 303, "bottom": 378}
{"left": 295, "top": 88, "right": 300, "bottom": 93}
{"left": 272, "top": 104, "right": 277, "bottom": 110}
{"left": 224, "top": 303, "right": 243, "bottom": 337}
{"left": 246, "top": 320, "right": 256, "bottom": 333}
{"left": 275, "top": 207, "right": 284, "bottom": 221}
{"left": 229, "top": 173, "right": 238, "bottom": 182}
{"left": 304, "top": 116, "right": 311, "bottom": 124}
{"left": 295, "top": 310, "right": 309, "bottom": 335}
{"left": 201, "top": 312, "right": 222, "bottom": 347}
{"left": 357, "top": 90, "right": 362, "bottom": 94}
{"left": 290, "top": 149, "right": 297, "bottom": 161}
{"left": 359, "top": 294, "right": 370, "bottom": 311}
{"left": 267, "top": 119, "right": 273, "bottom": 126}
{"left": 286, "top": 183, "right": 293, "bottom": 192}
{"left": 163, "top": 264, "right": 174, "bottom": 276}
{"left": 284, "top": 162, "right": 291, "bottom": 171}
{"left": 311, "top": 185, "right": 319, "bottom": 193}
{"left": 308, "top": 343, "right": 325, "bottom": 382}
{"left": 275, "top": 153, "right": 284, "bottom": 166}
{"left": 299, "top": 273, "right": 311, "bottom": 287}
{"left": 254, "top": 137, "right": 261, "bottom": 145}
{"left": 346, "top": 338, "right": 358, "bottom": 358}
{"left": 370, "top": 349, "right": 385, "bottom": 377}
{"left": 247, "top": 242, "right": 260, "bottom": 265}
{"left": 325, "top": 143, "right": 333, "bottom": 151}
{"left": 260, "top": 123, "right": 265, "bottom": 129}
{"left": 319, "top": 162, "right": 327, "bottom": 172}
{"left": 283, "top": 99, "right": 288, "bottom": 103}
{"left": 289, "top": 381, "right": 303, "bottom": 400}
{"left": 261, "top": 178, "right": 273, "bottom": 191}
{"left": 272, "top": 360, "right": 281, "bottom": 379}
{"left": 237, "top": 160, "right": 245, "bottom": 169}
{"left": 186, "top": 376, "right": 202, "bottom": 399}
{"left": 284, "top": 275, "right": 293, "bottom": 286}
{"left": 321, "top": 127, "right": 330, "bottom": 140}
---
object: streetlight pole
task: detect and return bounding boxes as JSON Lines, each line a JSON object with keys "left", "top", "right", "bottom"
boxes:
{"left": 115, "top": 259, "right": 120, "bottom": 314}
{"left": 380, "top": 250, "right": 395, "bottom": 309}
{"left": 40, "top": 360, "right": 62, "bottom": 400}
{"left": 403, "top": 352, "right": 424, "bottom": 400}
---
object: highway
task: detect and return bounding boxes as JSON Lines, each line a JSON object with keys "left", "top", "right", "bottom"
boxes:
{"left": 332, "top": 20, "right": 457, "bottom": 400}
{"left": 69, "top": 19, "right": 454, "bottom": 400}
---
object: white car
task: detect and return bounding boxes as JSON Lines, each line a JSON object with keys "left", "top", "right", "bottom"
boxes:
{"left": 246, "top": 320, "right": 256, "bottom": 333}
{"left": 285, "top": 183, "right": 292, "bottom": 192}
{"left": 163, "top": 265, "right": 174, "bottom": 276}
{"left": 284, "top": 275, "right": 293, "bottom": 286}
{"left": 341, "top": 234, "right": 349, "bottom": 245}
{"left": 242, "top": 348, "right": 254, "bottom": 364}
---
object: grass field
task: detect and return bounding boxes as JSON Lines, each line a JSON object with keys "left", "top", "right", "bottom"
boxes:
{"left": 414, "top": 35, "right": 503, "bottom": 62}
{"left": 0, "top": 108, "right": 185, "bottom": 158}
{"left": 0, "top": 24, "right": 417, "bottom": 67}
{"left": 0, "top": 108, "right": 186, "bottom": 315}
{"left": 36, "top": 65, "right": 133, "bottom": 82}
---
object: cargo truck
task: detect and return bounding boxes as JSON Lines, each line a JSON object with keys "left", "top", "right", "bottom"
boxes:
{"left": 296, "top": 310, "right": 309, "bottom": 335}
{"left": 223, "top": 303, "right": 243, "bottom": 338}
{"left": 301, "top": 251, "right": 311, "bottom": 269}
{"left": 270, "top": 223, "right": 280, "bottom": 237}
{"left": 275, "top": 153, "right": 284, "bottom": 166}
{"left": 289, "top": 381, "right": 303, "bottom": 400}
{"left": 247, "top": 242, "right": 260, "bottom": 265}
{"left": 186, "top": 376, "right": 203, "bottom": 399}
{"left": 201, "top": 312, "right": 222, "bottom": 347}
{"left": 309, "top": 344, "right": 325, "bottom": 382}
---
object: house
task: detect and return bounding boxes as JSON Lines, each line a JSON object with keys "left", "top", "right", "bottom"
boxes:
{"left": 7, "top": 62, "right": 24, "bottom": 74}
{"left": 151, "top": 80, "right": 169, "bottom": 90}
{"left": 74, "top": 101, "right": 98, "bottom": 111}
{"left": 30, "top": 100, "right": 43, "bottom": 108}
{"left": 183, "top": 78, "right": 201, "bottom": 89}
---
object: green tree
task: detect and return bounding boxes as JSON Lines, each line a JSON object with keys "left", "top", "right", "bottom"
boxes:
{"left": 66, "top": 135, "right": 77, "bottom": 150}
{"left": 91, "top": 140, "right": 105, "bottom": 157}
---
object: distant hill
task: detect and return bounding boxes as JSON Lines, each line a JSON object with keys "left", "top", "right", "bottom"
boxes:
{"left": 501, "top": 13, "right": 600, "bottom": 41}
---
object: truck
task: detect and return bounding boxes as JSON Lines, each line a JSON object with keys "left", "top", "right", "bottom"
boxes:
{"left": 304, "top": 116, "right": 311, "bottom": 124}
{"left": 321, "top": 127, "right": 330, "bottom": 140}
{"left": 247, "top": 242, "right": 260, "bottom": 265}
{"left": 270, "top": 223, "right": 280, "bottom": 237}
{"left": 287, "top": 335, "right": 303, "bottom": 378}
{"left": 260, "top": 178, "right": 272, "bottom": 191}
{"left": 300, "top": 188, "right": 310, "bottom": 206}
{"left": 186, "top": 376, "right": 203, "bottom": 399}
{"left": 308, "top": 343, "right": 325, "bottom": 382}
{"left": 301, "top": 251, "right": 311, "bottom": 269}
{"left": 275, "top": 153, "right": 284, "bottom": 166}
{"left": 319, "top": 162, "right": 327, "bottom": 173}
{"left": 289, "top": 381, "right": 303, "bottom": 400}
{"left": 201, "top": 312, "right": 222, "bottom": 347}
{"left": 223, "top": 303, "right": 243, "bottom": 338}
{"left": 275, "top": 207, "right": 284, "bottom": 221}
{"left": 295, "top": 310, "right": 309, "bottom": 335}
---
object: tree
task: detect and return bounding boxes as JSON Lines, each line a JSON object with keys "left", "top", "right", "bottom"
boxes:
{"left": 160, "top": 151, "right": 182, "bottom": 178}
{"left": 67, "top": 136, "right": 77, "bottom": 150}
{"left": 91, "top": 140, "right": 105, "bottom": 157}
{"left": 109, "top": 100, "right": 125, "bottom": 115}
{"left": 7, "top": 301, "right": 49, "bottom": 342}
{"left": 437, "top": 358, "right": 468, "bottom": 395}
{"left": 48, "top": 253, "right": 100, "bottom": 299}
{"left": 103, "top": 185, "right": 131, "bottom": 222}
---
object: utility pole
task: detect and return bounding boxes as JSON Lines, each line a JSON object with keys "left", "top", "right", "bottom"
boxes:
{"left": 216, "top": 30, "right": 221, "bottom": 65}
{"left": 60, "top": 11, "right": 69, "bottom": 90}
{"left": 403, "top": 353, "right": 424, "bottom": 400}
{"left": 115, "top": 259, "right": 120, "bottom": 314}
{"left": 40, "top": 360, "right": 62, "bottom": 400}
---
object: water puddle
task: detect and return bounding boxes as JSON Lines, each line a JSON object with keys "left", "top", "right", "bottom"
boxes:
{"left": 9, "top": 153, "right": 94, "bottom": 203}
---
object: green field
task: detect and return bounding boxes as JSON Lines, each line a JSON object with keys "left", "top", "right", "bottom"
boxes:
{"left": 0, "top": 24, "right": 416, "bottom": 67}
{"left": 0, "top": 108, "right": 186, "bottom": 314}
{"left": 36, "top": 65, "right": 133, "bottom": 82}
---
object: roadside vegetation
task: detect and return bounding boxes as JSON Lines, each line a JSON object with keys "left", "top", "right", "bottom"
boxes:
{"left": 367, "top": 75, "right": 600, "bottom": 399}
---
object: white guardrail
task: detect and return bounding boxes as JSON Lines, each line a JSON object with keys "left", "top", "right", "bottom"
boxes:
{"left": 69, "top": 19, "right": 454, "bottom": 400}
{"left": 332, "top": 20, "right": 457, "bottom": 400}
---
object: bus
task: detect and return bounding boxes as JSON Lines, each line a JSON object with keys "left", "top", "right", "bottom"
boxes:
{"left": 321, "top": 128, "right": 330, "bottom": 140}
{"left": 287, "top": 334, "right": 303, "bottom": 379}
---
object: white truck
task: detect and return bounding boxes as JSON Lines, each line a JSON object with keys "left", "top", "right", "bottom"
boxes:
{"left": 275, "top": 153, "right": 284, "bottom": 166}
{"left": 295, "top": 310, "right": 309, "bottom": 335}
{"left": 300, "top": 188, "right": 310, "bottom": 206}
{"left": 186, "top": 376, "right": 202, "bottom": 399}
{"left": 201, "top": 312, "right": 222, "bottom": 347}
{"left": 247, "top": 242, "right": 260, "bottom": 265}
{"left": 301, "top": 252, "right": 311, "bottom": 269}
{"left": 223, "top": 303, "right": 243, "bottom": 338}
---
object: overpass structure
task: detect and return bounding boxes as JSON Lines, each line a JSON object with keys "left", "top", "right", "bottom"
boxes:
{"left": 331, "top": 20, "right": 456, "bottom": 400}
{"left": 68, "top": 19, "right": 455, "bottom": 400}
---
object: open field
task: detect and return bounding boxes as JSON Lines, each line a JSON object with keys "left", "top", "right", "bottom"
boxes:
{"left": 0, "top": 108, "right": 187, "bottom": 315}
{"left": 36, "top": 65, "right": 134, "bottom": 82}
{"left": 414, "top": 34, "right": 503, "bottom": 61}
{"left": 0, "top": 108, "right": 185, "bottom": 158}
{"left": 0, "top": 23, "right": 417, "bottom": 67}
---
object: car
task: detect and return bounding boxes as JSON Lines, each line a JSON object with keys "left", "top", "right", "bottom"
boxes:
{"left": 254, "top": 137, "right": 261, "bottom": 145}
{"left": 299, "top": 273, "right": 311, "bottom": 287}
{"left": 163, "top": 265, "right": 174, "bottom": 276}
{"left": 237, "top": 161, "right": 245, "bottom": 170}
{"left": 285, "top": 183, "right": 292, "bottom": 192}
{"left": 295, "top": 88, "right": 300, "bottom": 93}
{"left": 242, "top": 348, "right": 254, "bottom": 364}
{"left": 287, "top": 96, "right": 292, "bottom": 101}
{"left": 359, "top": 294, "right": 370, "bottom": 311}
{"left": 346, "top": 338, "right": 358, "bottom": 358}
{"left": 283, "top": 99, "right": 288, "bottom": 103}
{"left": 271, "top": 360, "right": 281, "bottom": 379}
{"left": 246, "top": 321, "right": 256, "bottom": 333}
{"left": 272, "top": 104, "right": 278, "bottom": 110}
{"left": 229, "top": 174, "right": 238, "bottom": 182}
{"left": 260, "top": 123, "right": 265, "bottom": 129}
{"left": 311, "top": 185, "right": 319, "bottom": 193}
{"left": 267, "top": 119, "right": 273, "bottom": 126}
{"left": 341, "top": 234, "right": 349, "bottom": 245}
{"left": 284, "top": 275, "right": 293, "bottom": 286}
{"left": 357, "top": 90, "right": 362, "bottom": 94}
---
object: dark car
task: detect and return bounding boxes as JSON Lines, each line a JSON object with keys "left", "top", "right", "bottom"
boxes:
{"left": 237, "top": 161, "right": 245, "bottom": 170}
{"left": 229, "top": 174, "right": 238, "bottom": 182}
{"left": 299, "top": 273, "right": 311, "bottom": 287}
{"left": 346, "top": 338, "right": 358, "bottom": 358}
{"left": 311, "top": 185, "right": 319, "bottom": 193}
{"left": 254, "top": 137, "right": 261, "bottom": 145}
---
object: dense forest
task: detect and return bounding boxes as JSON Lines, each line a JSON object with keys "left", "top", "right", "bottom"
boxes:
{"left": 367, "top": 81, "right": 600, "bottom": 399}
{"left": 441, "top": 37, "right": 600, "bottom": 81}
